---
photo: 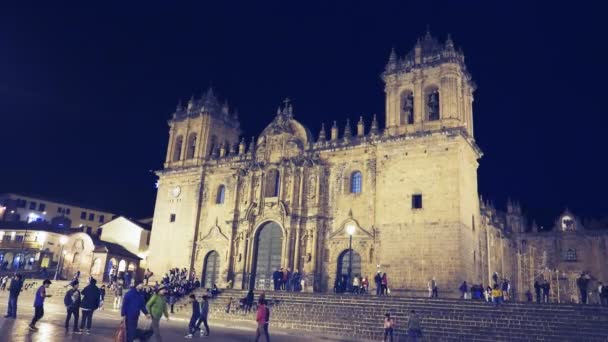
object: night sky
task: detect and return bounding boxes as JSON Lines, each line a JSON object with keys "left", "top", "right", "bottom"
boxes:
{"left": 1, "top": 2, "right": 607, "bottom": 227}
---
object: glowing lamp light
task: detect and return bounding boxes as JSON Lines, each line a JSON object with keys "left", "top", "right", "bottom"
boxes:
{"left": 42, "top": 211, "right": 47, "bottom": 215}
{"left": 59, "top": 235, "right": 68, "bottom": 245}
{"left": 11, "top": 232, "right": 16, "bottom": 240}
{"left": 346, "top": 223, "right": 356, "bottom": 236}
{"left": 38, "top": 232, "right": 47, "bottom": 245}
{"left": 10, "top": 210, "right": 15, "bottom": 214}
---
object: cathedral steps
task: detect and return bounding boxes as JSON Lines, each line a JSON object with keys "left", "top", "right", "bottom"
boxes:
{"left": 172, "top": 289, "right": 608, "bottom": 341}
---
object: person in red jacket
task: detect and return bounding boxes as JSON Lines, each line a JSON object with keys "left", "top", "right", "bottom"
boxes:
{"left": 255, "top": 299, "right": 269, "bottom": 342}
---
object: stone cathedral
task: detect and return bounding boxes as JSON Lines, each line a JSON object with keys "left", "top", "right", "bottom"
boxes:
{"left": 148, "top": 32, "right": 608, "bottom": 299}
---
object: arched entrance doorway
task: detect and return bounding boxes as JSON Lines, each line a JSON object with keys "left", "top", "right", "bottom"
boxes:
{"left": 336, "top": 249, "right": 362, "bottom": 291}
{"left": 251, "top": 221, "right": 283, "bottom": 290}
{"left": 202, "top": 251, "right": 220, "bottom": 288}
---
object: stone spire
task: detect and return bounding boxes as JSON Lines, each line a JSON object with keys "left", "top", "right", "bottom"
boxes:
{"left": 317, "top": 123, "right": 326, "bottom": 142}
{"left": 445, "top": 33, "right": 455, "bottom": 51}
{"left": 386, "top": 47, "right": 398, "bottom": 72}
{"left": 370, "top": 114, "right": 379, "bottom": 135}
{"left": 238, "top": 138, "right": 246, "bottom": 155}
{"left": 343, "top": 119, "right": 352, "bottom": 140}
{"left": 357, "top": 116, "right": 365, "bottom": 137}
{"left": 330, "top": 121, "right": 339, "bottom": 141}
{"left": 248, "top": 136, "right": 255, "bottom": 154}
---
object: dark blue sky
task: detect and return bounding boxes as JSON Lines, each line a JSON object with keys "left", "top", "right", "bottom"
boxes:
{"left": 1, "top": 1, "right": 606, "bottom": 227}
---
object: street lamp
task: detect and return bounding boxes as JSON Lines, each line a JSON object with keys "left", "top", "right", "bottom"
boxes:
{"left": 345, "top": 223, "right": 356, "bottom": 293}
{"left": 54, "top": 235, "right": 68, "bottom": 280}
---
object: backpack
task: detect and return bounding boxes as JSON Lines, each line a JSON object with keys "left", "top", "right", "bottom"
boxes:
{"left": 64, "top": 290, "right": 74, "bottom": 307}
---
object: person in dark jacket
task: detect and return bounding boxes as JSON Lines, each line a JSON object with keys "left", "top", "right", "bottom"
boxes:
{"left": 79, "top": 278, "right": 101, "bottom": 334}
{"left": 185, "top": 294, "right": 200, "bottom": 338}
{"left": 64, "top": 282, "right": 81, "bottom": 332}
{"left": 196, "top": 295, "right": 210, "bottom": 337}
{"left": 122, "top": 281, "right": 150, "bottom": 342}
{"left": 4, "top": 274, "right": 23, "bottom": 318}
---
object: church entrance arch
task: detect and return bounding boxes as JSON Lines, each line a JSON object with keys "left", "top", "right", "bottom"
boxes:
{"left": 336, "top": 249, "right": 361, "bottom": 291}
{"left": 202, "top": 250, "right": 220, "bottom": 289}
{"left": 250, "top": 221, "right": 283, "bottom": 290}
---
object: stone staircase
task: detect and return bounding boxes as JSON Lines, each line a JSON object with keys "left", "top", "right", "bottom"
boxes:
{"left": 172, "top": 289, "right": 608, "bottom": 341}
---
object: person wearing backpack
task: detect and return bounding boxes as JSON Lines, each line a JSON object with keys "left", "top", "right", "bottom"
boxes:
{"left": 255, "top": 299, "right": 270, "bottom": 342}
{"left": 64, "top": 281, "right": 82, "bottom": 332}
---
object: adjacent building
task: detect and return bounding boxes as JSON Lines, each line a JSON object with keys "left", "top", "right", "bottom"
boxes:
{"left": 0, "top": 193, "right": 118, "bottom": 236}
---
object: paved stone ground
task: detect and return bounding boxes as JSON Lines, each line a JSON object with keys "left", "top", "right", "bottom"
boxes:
{"left": 0, "top": 292, "right": 358, "bottom": 342}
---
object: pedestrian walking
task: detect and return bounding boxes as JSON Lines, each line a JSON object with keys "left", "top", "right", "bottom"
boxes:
{"left": 29, "top": 279, "right": 52, "bottom": 331}
{"left": 381, "top": 273, "right": 389, "bottom": 295}
{"left": 459, "top": 281, "right": 468, "bottom": 299}
{"left": 79, "top": 278, "right": 101, "bottom": 334}
{"left": 374, "top": 272, "right": 382, "bottom": 296}
{"left": 195, "top": 295, "right": 210, "bottom": 337}
{"left": 146, "top": 286, "right": 169, "bottom": 342}
{"left": 255, "top": 299, "right": 270, "bottom": 342}
{"left": 492, "top": 284, "right": 502, "bottom": 306}
{"left": 113, "top": 282, "right": 124, "bottom": 310}
{"left": 64, "top": 281, "right": 81, "bottom": 332}
{"left": 99, "top": 285, "right": 106, "bottom": 310}
{"left": 4, "top": 274, "right": 23, "bottom": 318}
{"left": 383, "top": 312, "right": 395, "bottom": 342}
{"left": 577, "top": 272, "right": 590, "bottom": 304}
{"left": 534, "top": 280, "right": 541, "bottom": 303}
{"left": 353, "top": 275, "right": 360, "bottom": 294}
{"left": 430, "top": 278, "right": 438, "bottom": 298}
{"left": 407, "top": 310, "right": 422, "bottom": 342}
{"left": 121, "top": 281, "right": 151, "bottom": 342}
{"left": 185, "top": 294, "right": 200, "bottom": 338}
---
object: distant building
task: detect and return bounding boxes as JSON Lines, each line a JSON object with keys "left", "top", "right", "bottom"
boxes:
{"left": 0, "top": 215, "right": 152, "bottom": 283}
{"left": 0, "top": 193, "right": 118, "bottom": 236}
{"left": 0, "top": 221, "right": 71, "bottom": 272}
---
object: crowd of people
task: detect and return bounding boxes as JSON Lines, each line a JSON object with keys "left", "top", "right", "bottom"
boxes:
{"left": 333, "top": 271, "right": 390, "bottom": 295}
{"left": 271, "top": 267, "right": 305, "bottom": 292}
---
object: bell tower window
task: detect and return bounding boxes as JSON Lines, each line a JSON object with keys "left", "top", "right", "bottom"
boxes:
{"left": 216, "top": 185, "right": 226, "bottom": 204}
{"left": 426, "top": 87, "right": 440, "bottom": 121}
{"left": 400, "top": 91, "right": 414, "bottom": 125}
{"left": 186, "top": 133, "right": 197, "bottom": 159}
{"left": 173, "top": 136, "right": 184, "bottom": 161}
{"left": 350, "top": 171, "right": 362, "bottom": 194}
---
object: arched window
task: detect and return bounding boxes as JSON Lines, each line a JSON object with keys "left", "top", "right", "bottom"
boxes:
{"left": 186, "top": 133, "right": 197, "bottom": 159}
{"left": 400, "top": 91, "right": 414, "bottom": 125}
{"left": 265, "top": 169, "right": 280, "bottom": 197}
{"left": 426, "top": 86, "right": 440, "bottom": 121}
{"left": 173, "top": 136, "right": 184, "bottom": 161}
{"left": 216, "top": 185, "right": 226, "bottom": 204}
{"left": 350, "top": 171, "right": 362, "bottom": 194}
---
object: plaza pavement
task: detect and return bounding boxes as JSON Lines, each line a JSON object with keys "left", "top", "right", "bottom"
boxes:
{"left": 0, "top": 291, "right": 357, "bottom": 342}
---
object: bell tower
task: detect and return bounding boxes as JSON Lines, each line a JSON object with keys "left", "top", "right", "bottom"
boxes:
{"left": 382, "top": 31, "right": 476, "bottom": 137}
{"left": 164, "top": 88, "right": 241, "bottom": 169}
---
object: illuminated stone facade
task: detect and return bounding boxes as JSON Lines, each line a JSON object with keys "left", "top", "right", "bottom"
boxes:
{"left": 148, "top": 31, "right": 608, "bottom": 298}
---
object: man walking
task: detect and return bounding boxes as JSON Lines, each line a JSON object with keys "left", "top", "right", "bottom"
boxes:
{"left": 146, "top": 286, "right": 169, "bottom": 342}
{"left": 407, "top": 310, "right": 422, "bottom": 342}
{"left": 79, "top": 278, "right": 101, "bottom": 334}
{"left": 577, "top": 272, "right": 590, "bottom": 304}
{"left": 430, "top": 278, "right": 438, "bottom": 298}
{"left": 122, "top": 281, "right": 150, "bottom": 342}
{"left": 374, "top": 272, "right": 382, "bottom": 296}
{"left": 29, "top": 279, "right": 52, "bottom": 331}
{"left": 196, "top": 295, "right": 210, "bottom": 337}
{"left": 185, "top": 294, "right": 200, "bottom": 338}
{"left": 64, "top": 281, "right": 81, "bottom": 332}
{"left": 113, "top": 282, "right": 124, "bottom": 310}
{"left": 5, "top": 274, "right": 22, "bottom": 318}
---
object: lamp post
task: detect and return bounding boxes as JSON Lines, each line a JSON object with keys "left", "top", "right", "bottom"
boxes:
{"left": 346, "top": 223, "right": 356, "bottom": 293}
{"left": 54, "top": 235, "right": 68, "bottom": 280}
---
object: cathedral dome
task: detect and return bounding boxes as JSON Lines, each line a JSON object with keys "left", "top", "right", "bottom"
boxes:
{"left": 256, "top": 100, "right": 313, "bottom": 162}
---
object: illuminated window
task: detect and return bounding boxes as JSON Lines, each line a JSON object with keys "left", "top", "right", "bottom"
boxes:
{"left": 350, "top": 171, "right": 362, "bottom": 194}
